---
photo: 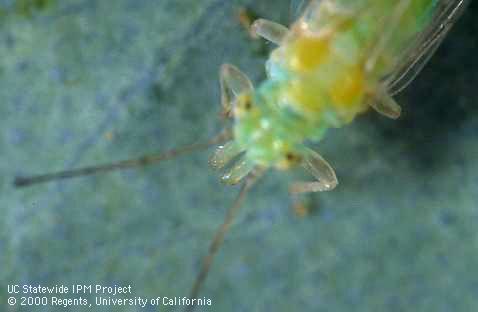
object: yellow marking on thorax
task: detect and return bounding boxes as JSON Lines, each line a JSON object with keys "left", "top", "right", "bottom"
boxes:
{"left": 283, "top": 78, "right": 327, "bottom": 115}
{"left": 287, "top": 34, "right": 331, "bottom": 73}
{"left": 286, "top": 10, "right": 357, "bottom": 73}
{"left": 283, "top": 62, "right": 369, "bottom": 123}
{"left": 281, "top": 21, "right": 370, "bottom": 123}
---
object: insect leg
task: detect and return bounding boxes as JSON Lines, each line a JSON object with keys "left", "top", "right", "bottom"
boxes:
{"left": 289, "top": 148, "right": 338, "bottom": 194}
{"left": 209, "top": 142, "right": 255, "bottom": 185}
{"left": 250, "top": 19, "right": 289, "bottom": 45}
{"left": 367, "top": 84, "right": 402, "bottom": 119}
{"left": 220, "top": 156, "right": 256, "bottom": 185}
{"left": 209, "top": 141, "right": 243, "bottom": 170}
{"left": 219, "top": 64, "right": 253, "bottom": 118}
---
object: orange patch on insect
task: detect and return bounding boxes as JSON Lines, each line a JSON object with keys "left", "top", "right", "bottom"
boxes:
{"left": 287, "top": 35, "right": 331, "bottom": 72}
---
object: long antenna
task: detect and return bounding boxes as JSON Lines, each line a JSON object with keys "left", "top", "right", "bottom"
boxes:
{"left": 185, "top": 168, "right": 263, "bottom": 312}
{"left": 14, "top": 131, "right": 230, "bottom": 188}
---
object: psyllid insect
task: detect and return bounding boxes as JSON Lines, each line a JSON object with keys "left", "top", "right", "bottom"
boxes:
{"left": 214, "top": 0, "right": 469, "bottom": 191}
{"left": 13, "top": 0, "right": 470, "bottom": 310}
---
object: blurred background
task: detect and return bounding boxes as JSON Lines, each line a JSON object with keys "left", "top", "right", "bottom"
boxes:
{"left": 1, "top": 0, "right": 477, "bottom": 311}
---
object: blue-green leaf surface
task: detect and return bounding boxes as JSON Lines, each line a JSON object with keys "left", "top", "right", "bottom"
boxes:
{"left": 1, "top": 1, "right": 478, "bottom": 311}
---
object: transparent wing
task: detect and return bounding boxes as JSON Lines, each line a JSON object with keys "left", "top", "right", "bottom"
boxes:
{"left": 384, "top": 0, "right": 469, "bottom": 96}
{"left": 289, "top": 0, "right": 314, "bottom": 23}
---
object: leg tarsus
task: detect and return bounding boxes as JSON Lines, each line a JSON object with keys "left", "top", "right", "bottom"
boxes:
{"left": 367, "top": 84, "right": 401, "bottom": 119}
{"left": 251, "top": 19, "right": 289, "bottom": 45}
{"left": 303, "top": 148, "right": 338, "bottom": 190}
{"left": 290, "top": 181, "right": 334, "bottom": 194}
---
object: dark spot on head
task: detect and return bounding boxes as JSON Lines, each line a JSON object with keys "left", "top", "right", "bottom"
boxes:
{"left": 286, "top": 153, "right": 302, "bottom": 163}
{"left": 244, "top": 99, "right": 252, "bottom": 110}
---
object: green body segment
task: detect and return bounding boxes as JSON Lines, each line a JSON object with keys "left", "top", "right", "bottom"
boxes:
{"left": 234, "top": 0, "right": 439, "bottom": 169}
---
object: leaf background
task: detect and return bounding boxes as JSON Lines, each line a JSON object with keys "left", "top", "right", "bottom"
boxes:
{"left": 1, "top": 0, "right": 478, "bottom": 311}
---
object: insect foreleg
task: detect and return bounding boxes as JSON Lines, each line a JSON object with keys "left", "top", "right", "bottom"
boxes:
{"left": 219, "top": 64, "right": 254, "bottom": 118}
{"left": 366, "top": 84, "right": 402, "bottom": 119}
{"left": 250, "top": 18, "right": 289, "bottom": 45}
{"left": 289, "top": 148, "right": 338, "bottom": 194}
{"left": 209, "top": 141, "right": 243, "bottom": 170}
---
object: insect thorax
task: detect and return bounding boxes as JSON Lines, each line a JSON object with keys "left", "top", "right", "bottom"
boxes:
{"left": 232, "top": 0, "right": 439, "bottom": 170}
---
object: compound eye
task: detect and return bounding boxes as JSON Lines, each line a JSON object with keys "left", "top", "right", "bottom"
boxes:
{"left": 234, "top": 93, "right": 254, "bottom": 117}
{"left": 276, "top": 151, "right": 303, "bottom": 170}
{"left": 239, "top": 94, "right": 253, "bottom": 110}
{"left": 243, "top": 98, "right": 252, "bottom": 110}
{"left": 285, "top": 152, "right": 302, "bottom": 165}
